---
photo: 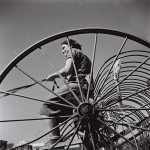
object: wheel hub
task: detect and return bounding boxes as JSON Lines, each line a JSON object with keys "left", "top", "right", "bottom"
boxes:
{"left": 77, "top": 102, "right": 94, "bottom": 117}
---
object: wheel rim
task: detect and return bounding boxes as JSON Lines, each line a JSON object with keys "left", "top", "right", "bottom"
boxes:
{"left": 1, "top": 28, "right": 150, "bottom": 150}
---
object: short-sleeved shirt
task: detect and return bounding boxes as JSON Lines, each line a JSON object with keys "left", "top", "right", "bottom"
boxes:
{"left": 66, "top": 48, "right": 92, "bottom": 82}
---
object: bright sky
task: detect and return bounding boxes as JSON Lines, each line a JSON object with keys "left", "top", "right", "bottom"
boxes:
{"left": 0, "top": 0, "right": 150, "bottom": 145}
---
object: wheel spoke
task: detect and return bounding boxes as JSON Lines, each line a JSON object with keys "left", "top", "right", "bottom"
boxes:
{"left": 66, "top": 117, "right": 83, "bottom": 150}
{"left": 86, "top": 33, "right": 98, "bottom": 102}
{"left": 94, "top": 54, "right": 150, "bottom": 106}
{"left": 49, "top": 125, "right": 76, "bottom": 150}
{"left": 107, "top": 104, "right": 139, "bottom": 150}
{"left": 15, "top": 65, "right": 76, "bottom": 107}
{"left": 98, "top": 107, "right": 150, "bottom": 111}
{"left": 97, "top": 118, "right": 141, "bottom": 149}
{"left": 40, "top": 47, "right": 81, "bottom": 104}
{"left": 94, "top": 37, "right": 128, "bottom": 102}
{"left": 88, "top": 123, "right": 97, "bottom": 150}
{"left": 10, "top": 114, "right": 77, "bottom": 150}
{"left": 1, "top": 28, "right": 150, "bottom": 150}
{"left": 117, "top": 101, "right": 150, "bottom": 123}
{"left": 0, "top": 116, "right": 73, "bottom": 123}
{"left": 117, "top": 130, "right": 144, "bottom": 149}
{"left": 66, "top": 37, "right": 85, "bottom": 102}
{"left": 106, "top": 120, "right": 150, "bottom": 132}
{"left": 0, "top": 79, "right": 46, "bottom": 98}
{"left": 100, "top": 85, "right": 150, "bottom": 110}
{"left": 0, "top": 90, "right": 75, "bottom": 109}
{"left": 122, "top": 85, "right": 150, "bottom": 102}
{"left": 110, "top": 117, "right": 150, "bottom": 142}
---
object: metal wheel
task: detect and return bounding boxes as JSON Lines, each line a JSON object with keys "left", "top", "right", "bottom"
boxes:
{"left": 1, "top": 28, "right": 150, "bottom": 150}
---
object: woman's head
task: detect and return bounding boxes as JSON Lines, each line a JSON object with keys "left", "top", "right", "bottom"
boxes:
{"left": 61, "top": 39, "right": 82, "bottom": 50}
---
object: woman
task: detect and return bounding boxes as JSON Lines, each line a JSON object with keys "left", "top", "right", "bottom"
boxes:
{"left": 39, "top": 39, "right": 92, "bottom": 144}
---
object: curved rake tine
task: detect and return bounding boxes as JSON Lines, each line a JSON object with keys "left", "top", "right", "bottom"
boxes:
{"left": 60, "top": 121, "right": 74, "bottom": 137}
{"left": 0, "top": 90, "right": 75, "bottom": 109}
{"left": 66, "top": 117, "right": 83, "bottom": 150}
{"left": 107, "top": 120, "right": 150, "bottom": 132}
{"left": 94, "top": 49, "right": 150, "bottom": 92}
{"left": 102, "top": 85, "right": 150, "bottom": 110}
{"left": 87, "top": 33, "right": 98, "bottom": 102}
{"left": 15, "top": 65, "right": 76, "bottom": 107}
{"left": 117, "top": 101, "right": 150, "bottom": 123}
{"left": 122, "top": 85, "right": 150, "bottom": 103}
{"left": 102, "top": 109, "right": 136, "bottom": 126}
{"left": 10, "top": 114, "right": 77, "bottom": 150}
{"left": 66, "top": 37, "right": 85, "bottom": 102}
{"left": 49, "top": 125, "right": 76, "bottom": 150}
{"left": 40, "top": 47, "right": 81, "bottom": 104}
{"left": 118, "top": 131, "right": 143, "bottom": 149}
{"left": 95, "top": 54, "right": 150, "bottom": 105}
{"left": 110, "top": 104, "right": 138, "bottom": 150}
{"left": 97, "top": 118, "right": 141, "bottom": 150}
{"left": 88, "top": 123, "right": 96, "bottom": 150}
{"left": 101, "top": 72, "right": 150, "bottom": 97}
{"left": 94, "top": 37, "right": 128, "bottom": 101}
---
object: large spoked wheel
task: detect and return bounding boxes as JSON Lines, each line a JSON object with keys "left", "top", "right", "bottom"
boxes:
{"left": 1, "top": 28, "right": 150, "bottom": 150}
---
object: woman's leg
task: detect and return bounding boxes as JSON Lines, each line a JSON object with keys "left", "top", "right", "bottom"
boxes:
{"left": 40, "top": 82, "right": 79, "bottom": 143}
{"left": 42, "top": 115, "right": 60, "bottom": 143}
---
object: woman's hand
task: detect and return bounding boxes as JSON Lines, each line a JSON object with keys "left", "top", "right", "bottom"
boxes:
{"left": 46, "top": 73, "right": 56, "bottom": 81}
{"left": 46, "top": 58, "right": 73, "bottom": 81}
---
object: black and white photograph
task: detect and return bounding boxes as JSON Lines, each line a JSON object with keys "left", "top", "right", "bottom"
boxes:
{"left": 0, "top": 0, "right": 150, "bottom": 149}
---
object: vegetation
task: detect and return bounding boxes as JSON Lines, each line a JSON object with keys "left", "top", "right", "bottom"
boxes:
{"left": 121, "top": 135, "right": 150, "bottom": 150}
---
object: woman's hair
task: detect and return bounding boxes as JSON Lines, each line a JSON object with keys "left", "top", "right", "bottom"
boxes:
{"left": 61, "top": 39, "right": 82, "bottom": 50}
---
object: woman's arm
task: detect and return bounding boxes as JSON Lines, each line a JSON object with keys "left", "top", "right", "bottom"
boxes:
{"left": 46, "top": 58, "right": 73, "bottom": 81}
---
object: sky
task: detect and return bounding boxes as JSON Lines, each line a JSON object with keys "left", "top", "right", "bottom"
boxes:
{"left": 0, "top": 0, "right": 150, "bottom": 145}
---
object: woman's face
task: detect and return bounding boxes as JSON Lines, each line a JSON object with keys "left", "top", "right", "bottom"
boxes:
{"left": 61, "top": 44, "right": 70, "bottom": 57}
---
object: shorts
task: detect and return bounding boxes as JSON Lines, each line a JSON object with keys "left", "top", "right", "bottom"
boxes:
{"left": 39, "top": 82, "right": 80, "bottom": 119}
{"left": 39, "top": 80, "right": 91, "bottom": 122}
